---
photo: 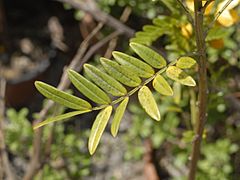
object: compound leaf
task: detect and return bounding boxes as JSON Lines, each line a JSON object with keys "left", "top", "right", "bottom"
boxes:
{"left": 176, "top": 57, "right": 196, "bottom": 69}
{"left": 33, "top": 110, "right": 90, "bottom": 129}
{"left": 100, "top": 58, "right": 141, "bottom": 87}
{"left": 111, "top": 97, "right": 129, "bottom": 137}
{"left": 84, "top": 64, "right": 127, "bottom": 96}
{"left": 138, "top": 86, "right": 161, "bottom": 121}
{"left": 68, "top": 69, "right": 111, "bottom": 104}
{"left": 153, "top": 75, "right": 173, "bottom": 96}
{"left": 130, "top": 42, "right": 167, "bottom": 69}
{"left": 166, "top": 66, "right": 196, "bottom": 86}
{"left": 35, "top": 81, "right": 92, "bottom": 110}
{"left": 88, "top": 106, "right": 112, "bottom": 155}
{"left": 112, "top": 51, "right": 155, "bottom": 78}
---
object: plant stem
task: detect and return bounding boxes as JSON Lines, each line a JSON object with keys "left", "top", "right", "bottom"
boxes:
{"left": 188, "top": 1, "right": 208, "bottom": 180}
{"left": 176, "top": 0, "right": 194, "bottom": 25}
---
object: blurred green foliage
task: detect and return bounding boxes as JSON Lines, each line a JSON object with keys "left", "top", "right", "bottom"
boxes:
{"left": 4, "top": 0, "right": 240, "bottom": 179}
{"left": 5, "top": 107, "right": 91, "bottom": 179}
{"left": 5, "top": 108, "right": 33, "bottom": 156}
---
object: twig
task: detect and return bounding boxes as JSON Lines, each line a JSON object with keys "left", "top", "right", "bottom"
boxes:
{"left": 78, "top": 31, "right": 122, "bottom": 69}
{"left": 57, "top": 23, "right": 104, "bottom": 91}
{"left": 56, "top": 0, "right": 135, "bottom": 37}
{"left": 0, "top": 79, "right": 17, "bottom": 180}
{"left": 176, "top": 0, "right": 194, "bottom": 25}
{"left": 207, "top": 0, "right": 234, "bottom": 31}
{"left": 23, "top": 23, "right": 104, "bottom": 180}
{"left": 104, "top": 6, "right": 132, "bottom": 59}
{"left": 188, "top": 1, "right": 208, "bottom": 180}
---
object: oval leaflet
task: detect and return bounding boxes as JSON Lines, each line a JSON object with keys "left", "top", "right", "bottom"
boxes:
{"left": 138, "top": 86, "right": 161, "bottom": 121}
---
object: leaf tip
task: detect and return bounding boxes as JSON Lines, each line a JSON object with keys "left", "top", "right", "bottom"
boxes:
{"left": 111, "top": 130, "right": 117, "bottom": 138}
{"left": 168, "top": 90, "right": 174, "bottom": 96}
{"left": 34, "top": 81, "right": 41, "bottom": 87}
{"left": 83, "top": 63, "right": 90, "bottom": 70}
{"left": 153, "top": 111, "right": 161, "bottom": 121}
{"left": 112, "top": 51, "right": 118, "bottom": 57}
{"left": 88, "top": 141, "right": 96, "bottom": 155}
{"left": 129, "top": 42, "right": 138, "bottom": 49}
{"left": 33, "top": 123, "right": 42, "bottom": 130}
{"left": 190, "top": 79, "right": 196, "bottom": 87}
{"left": 156, "top": 115, "right": 161, "bottom": 121}
{"left": 88, "top": 148, "right": 95, "bottom": 155}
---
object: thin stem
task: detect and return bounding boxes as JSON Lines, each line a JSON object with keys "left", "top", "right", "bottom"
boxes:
{"left": 176, "top": 0, "right": 194, "bottom": 25}
{"left": 56, "top": 0, "right": 135, "bottom": 37}
{"left": 188, "top": 1, "right": 208, "bottom": 180}
{"left": 104, "top": 6, "right": 132, "bottom": 59}
{"left": 207, "top": 0, "right": 234, "bottom": 31}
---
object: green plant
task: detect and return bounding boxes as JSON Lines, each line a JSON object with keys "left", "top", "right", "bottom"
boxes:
{"left": 5, "top": 108, "right": 33, "bottom": 156}
{"left": 5, "top": 107, "right": 92, "bottom": 179}
{"left": 34, "top": 42, "right": 197, "bottom": 155}
{"left": 33, "top": 0, "right": 240, "bottom": 179}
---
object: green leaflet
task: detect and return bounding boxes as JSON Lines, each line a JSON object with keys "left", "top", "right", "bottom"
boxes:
{"left": 130, "top": 42, "right": 167, "bottom": 69}
{"left": 112, "top": 51, "right": 154, "bottom": 78}
{"left": 153, "top": 75, "right": 173, "bottom": 96}
{"left": 166, "top": 66, "right": 196, "bottom": 86}
{"left": 84, "top": 64, "right": 127, "bottom": 96}
{"left": 176, "top": 57, "right": 196, "bottom": 69}
{"left": 33, "top": 110, "right": 90, "bottom": 129}
{"left": 68, "top": 69, "right": 111, "bottom": 104}
{"left": 100, "top": 58, "right": 141, "bottom": 87}
{"left": 138, "top": 86, "right": 161, "bottom": 121}
{"left": 35, "top": 81, "right": 92, "bottom": 110}
{"left": 88, "top": 106, "right": 112, "bottom": 155}
{"left": 111, "top": 97, "right": 129, "bottom": 137}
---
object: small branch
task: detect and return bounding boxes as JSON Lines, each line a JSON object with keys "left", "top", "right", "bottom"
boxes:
{"left": 207, "top": 0, "right": 234, "bottom": 31}
{"left": 188, "top": 1, "right": 208, "bottom": 180}
{"left": 78, "top": 31, "right": 122, "bottom": 70}
{"left": 0, "top": 79, "right": 17, "bottom": 180}
{"left": 104, "top": 6, "right": 132, "bottom": 59}
{"left": 57, "top": 23, "right": 104, "bottom": 91}
{"left": 176, "top": 0, "right": 194, "bottom": 25}
{"left": 56, "top": 0, "right": 135, "bottom": 37}
{"left": 23, "top": 23, "right": 104, "bottom": 180}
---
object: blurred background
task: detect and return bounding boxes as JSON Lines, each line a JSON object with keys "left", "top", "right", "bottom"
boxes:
{"left": 0, "top": 0, "right": 240, "bottom": 179}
